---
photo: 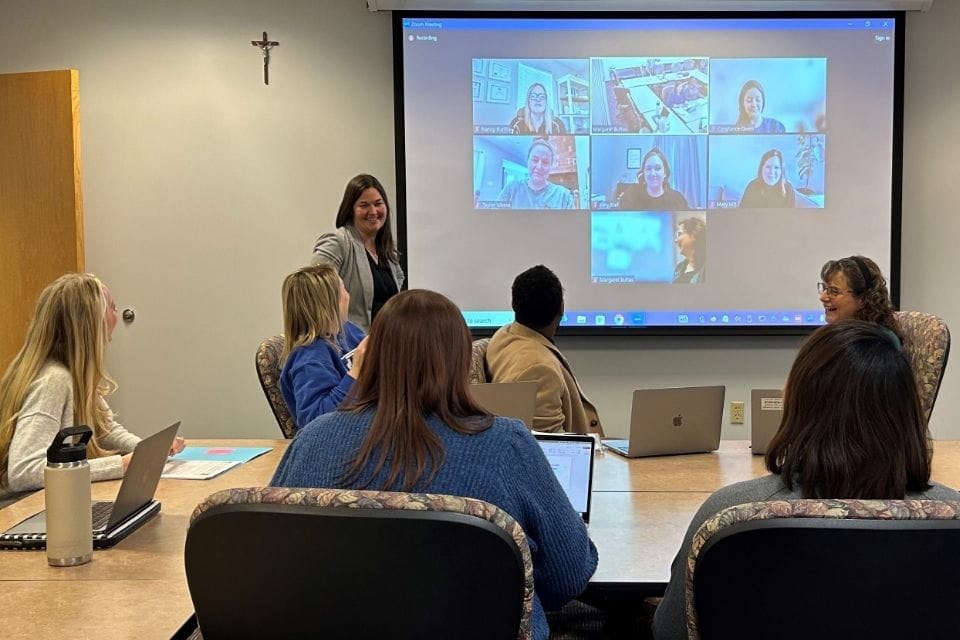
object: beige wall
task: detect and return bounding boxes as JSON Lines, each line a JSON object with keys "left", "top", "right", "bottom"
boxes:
{"left": 901, "top": 2, "right": 960, "bottom": 438}
{"left": 0, "top": 1, "right": 953, "bottom": 439}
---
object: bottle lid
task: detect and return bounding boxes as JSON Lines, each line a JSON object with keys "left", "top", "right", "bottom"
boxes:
{"left": 47, "top": 425, "right": 93, "bottom": 463}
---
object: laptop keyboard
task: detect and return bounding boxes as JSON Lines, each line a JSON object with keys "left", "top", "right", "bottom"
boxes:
{"left": 91, "top": 501, "right": 114, "bottom": 529}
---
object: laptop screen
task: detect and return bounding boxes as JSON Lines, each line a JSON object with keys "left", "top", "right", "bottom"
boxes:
{"left": 535, "top": 434, "right": 595, "bottom": 521}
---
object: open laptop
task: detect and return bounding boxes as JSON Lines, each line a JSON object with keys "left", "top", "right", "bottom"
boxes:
{"left": 0, "top": 421, "right": 180, "bottom": 550}
{"left": 603, "top": 386, "right": 725, "bottom": 458}
{"left": 534, "top": 433, "right": 595, "bottom": 524}
{"left": 751, "top": 389, "right": 783, "bottom": 455}
{"left": 468, "top": 381, "right": 537, "bottom": 429}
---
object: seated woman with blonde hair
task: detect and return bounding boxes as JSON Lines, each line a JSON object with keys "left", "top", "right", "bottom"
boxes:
{"left": 0, "top": 273, "right": 184, "bottom": 499}
{"left": 280, "top": 263, "right": 367, "bottom": 429}
{"left": 272, "top": 289, "right": 597, "bottom": 640}
{"left": 652, "top": 320, "right": 960, "bottom": 639}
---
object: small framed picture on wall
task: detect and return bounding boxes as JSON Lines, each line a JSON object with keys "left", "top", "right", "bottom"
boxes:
{"left": 489, "top": 61, "right": 512, "bottom": 82}
{"left": 487, "top": 82, "right": 509, "bottom": 104}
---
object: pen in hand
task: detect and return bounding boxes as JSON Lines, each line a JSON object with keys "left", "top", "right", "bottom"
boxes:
{"left": 343, "top": 337, "right": 368, "bottom": 379}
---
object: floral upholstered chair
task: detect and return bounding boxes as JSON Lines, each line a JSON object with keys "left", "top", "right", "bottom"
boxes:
{"left": 469, "top": 338, "right": 491, "bottom": 385}
{"left": 254, "top": 335, "right": 298, "bottom": 439}
{"left": 185, "top": 487, "right": 533, "bottom": 640}
{"left": 685, "top": 499, "right": 960, "bottom": 640}
{"left": 895, "top": 311, "right": 951, "bottom": 421}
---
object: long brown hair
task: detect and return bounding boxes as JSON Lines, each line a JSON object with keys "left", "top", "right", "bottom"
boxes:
{"left": 756, "top": 148, "right": 788, "bottom": 196}
{"left": 820, "top": 255, "right": 901, "bottom": 340}
{"left": 333, "top": 174, "right": 399, "bottom": 264}
{"left": 765, "top": 320, "right": 930, "bottom": 499}
{"left": 341, "top": 290, "right": 492, "bottom": 490}
{"left": 0, "top": 274, "right": 118, "bottom": 486}
{"left": 736, "top": 79, "right": 766, "bottom": 128}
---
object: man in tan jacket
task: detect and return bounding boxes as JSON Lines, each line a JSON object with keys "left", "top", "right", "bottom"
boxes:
{"left": 486, "top": 265, "right": 603, "bottom": 435}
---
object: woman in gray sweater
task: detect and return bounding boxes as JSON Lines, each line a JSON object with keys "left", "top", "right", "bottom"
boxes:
{"left": 653, "top": 320, "right": 960, "bottom": 639}
{"left": 0, "top": 273, "right": 183, "bottom": 499}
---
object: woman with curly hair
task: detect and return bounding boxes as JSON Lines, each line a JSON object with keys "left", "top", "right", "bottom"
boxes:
{"left": 673, "top": 217, "right": 706, "bottom": 284}
{"left": 818, "top": 255, "right": 902, "bottom": 341}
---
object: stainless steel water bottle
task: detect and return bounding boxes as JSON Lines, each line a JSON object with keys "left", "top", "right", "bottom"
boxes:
{"left": 44, "top": 425, "right": 93, "bottom": 567}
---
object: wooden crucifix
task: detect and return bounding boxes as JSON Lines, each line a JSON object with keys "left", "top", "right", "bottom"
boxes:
{"left": 250, "top": 31, "right": 279, "bottom": 85}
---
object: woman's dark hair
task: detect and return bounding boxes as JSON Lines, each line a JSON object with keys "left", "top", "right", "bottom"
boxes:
{"left": 678, "top": 217, "right": 706, "bottom": 266}
{"left": 765, "top": 320, "right": 930, "bottom": 499}
{"left": 756, "top": 148, "right": 787, "bottom": 196}
{"left": 341, "top": 290, "right": 492, "bottom": 491}
{"left": 736, "top": 79, "right": 765, "bottom": 128}
{"left": 637, "top": 147, "right": 672, "bottom": 191}
{"left": 334, "top": 174, "right": 399, "bottom": 263}
{"left": 820, "top": 255, "right": 901, "bottom": 340}
{"left": 512, "top": 264, "right": 563, "bottom": 329}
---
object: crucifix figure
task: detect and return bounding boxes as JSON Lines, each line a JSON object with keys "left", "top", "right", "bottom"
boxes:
{"left": 251, "top": 31, "right": 279, "bottom": 85}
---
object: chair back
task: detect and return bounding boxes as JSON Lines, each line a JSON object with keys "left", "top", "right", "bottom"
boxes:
{"left": 470, "top": 338, "right": 491, "bottom": 384}
{"left": 895, "top": 310, "right": 951, "bottom": 421}
{"left": 255, "top": 335, "right": 298, "bottom": 438}
{"left": 185, "top": 487, "right": 533, "bottom": 640}
{"left": 686, "top": 499, "right": 960, "bottom": 640}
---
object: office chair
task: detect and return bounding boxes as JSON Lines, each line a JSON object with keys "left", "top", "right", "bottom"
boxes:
{"left": 254, "top": 335, "right": 298, "bottom": 439}
{"left": 185, "top": 487, "right": 533, "bottom": 640}
{"left": 895, "top": 310, "right": 951, "bottom": 421}
{"left": 686, "top": 498, "right": 960, "bottom": 640}
{"left": 470, "top": 338, "right": 491, "bottom": 384}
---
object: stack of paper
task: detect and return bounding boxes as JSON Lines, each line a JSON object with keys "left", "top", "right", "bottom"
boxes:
{"left": 162, "top": 446, "right": 273, "bottom": 480}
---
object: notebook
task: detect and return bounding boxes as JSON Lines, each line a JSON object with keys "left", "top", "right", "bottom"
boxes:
{"left": 468, "top": 381, "right": 538, "bottom": 429}
{"left": 603, "top": 386, "right": 725, "bottom": 458}
{"left": 534, "top": 433, "right": 595, "bottom": 524}
{"left": 0, "top": 421, "right": 180, "bottom": 550}
{"left": 751, "top": 389, "right": 783, "bottom": 455}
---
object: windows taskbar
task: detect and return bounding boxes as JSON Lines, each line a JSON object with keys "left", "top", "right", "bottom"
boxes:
{"left": 463, "top": 309, "right": 827, "bottom": 328}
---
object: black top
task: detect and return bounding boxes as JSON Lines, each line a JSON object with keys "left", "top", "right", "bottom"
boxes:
{"left": 367, "top": 250, "right": 398, "bottom": 322}
{"left": 739, "top": 179, "right": 797, "bottom": 208}
{"left": 619, "top": 185, "right": 690, "bottom": 211}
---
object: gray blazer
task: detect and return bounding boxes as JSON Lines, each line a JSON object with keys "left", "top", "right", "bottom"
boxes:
{"left": 312, "top": 225, "right": 404, "bottom": 331}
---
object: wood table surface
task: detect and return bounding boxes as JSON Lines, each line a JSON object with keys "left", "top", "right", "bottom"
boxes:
{"left": 0, "top": 439, "right": 286, "bottom": 640}
{"left": 3, "top": 438, "right": 958, "bottom": 638}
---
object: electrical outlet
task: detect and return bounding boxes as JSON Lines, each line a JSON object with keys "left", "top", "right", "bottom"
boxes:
{"left": 730, "top": 401, "right": 745, "bottom": 424}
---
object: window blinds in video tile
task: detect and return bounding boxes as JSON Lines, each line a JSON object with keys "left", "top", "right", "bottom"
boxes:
{"left": 471, "top": 55, "right": 826, "bottom": 283}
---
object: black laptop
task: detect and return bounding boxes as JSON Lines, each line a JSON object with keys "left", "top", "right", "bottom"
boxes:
{"left": 0, "top": 422, "right": 180, "bottom": 550}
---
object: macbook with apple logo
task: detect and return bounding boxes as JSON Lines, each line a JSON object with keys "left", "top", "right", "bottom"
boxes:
{"left": 603, "top": 386, "right": 725, "bottom": 457}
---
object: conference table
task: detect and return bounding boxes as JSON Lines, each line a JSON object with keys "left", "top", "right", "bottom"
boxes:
{"left": 2, "top": 439, "right": 959, "bottom": 639}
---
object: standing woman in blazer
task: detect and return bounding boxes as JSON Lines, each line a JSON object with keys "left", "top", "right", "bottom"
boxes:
{"left": 313, "top": 174, "right": 405, "bottom": 331}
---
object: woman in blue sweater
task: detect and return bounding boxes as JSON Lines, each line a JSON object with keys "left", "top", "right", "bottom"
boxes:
{"left": 279, "top": 264, "right": 366, "bottom": 429}
{"left": 272, "top": 289, "right": 597, "bottom": 640}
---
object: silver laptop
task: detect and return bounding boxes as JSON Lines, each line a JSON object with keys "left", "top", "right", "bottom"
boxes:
{"left": 468, "top": 381, "right": 537, "bottom": 429}
{"left": 0, "top": 422, "right": 180, "bottom": 550}
{"left": 751, "top": 389, "right": 783, "bottom": 455}
{"left": 534, "top": 433, "right": 595, "bottom": 524}
{"left": 603, "top": 386, "right": 725, "bottom": 457}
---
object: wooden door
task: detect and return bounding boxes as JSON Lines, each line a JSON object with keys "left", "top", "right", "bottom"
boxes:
{"left": 0, "top": 70, "right": 84, "bottom": 368}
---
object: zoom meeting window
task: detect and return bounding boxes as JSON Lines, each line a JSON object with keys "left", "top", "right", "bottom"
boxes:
{"left": 398, "top": 15, "right": 899, "bottom": 332}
